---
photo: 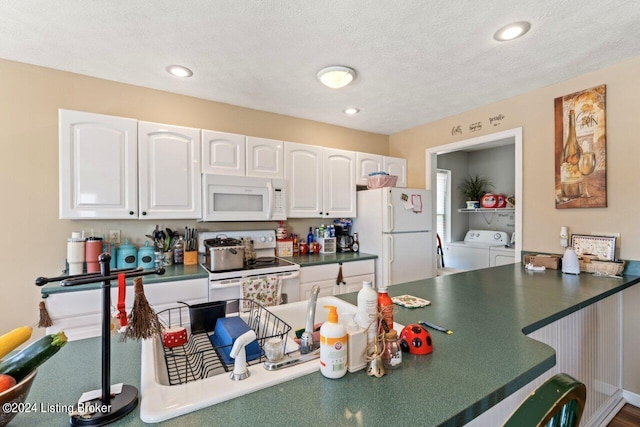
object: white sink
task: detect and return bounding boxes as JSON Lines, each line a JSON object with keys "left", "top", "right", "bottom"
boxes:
{"left": 139, "top": 296, "right": 358, "bottom": 423}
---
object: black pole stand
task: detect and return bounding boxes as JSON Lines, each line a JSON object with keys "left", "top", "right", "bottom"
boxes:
{"left": 36, "top": 253, "right": 164, "bottom": 426}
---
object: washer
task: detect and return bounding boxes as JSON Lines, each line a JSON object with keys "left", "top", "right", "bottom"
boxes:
{"left": 444, "top": 230, "right": 510, "bottom": 271}
{"left": 490, "top": 246, "right": 516, "bottom": 267}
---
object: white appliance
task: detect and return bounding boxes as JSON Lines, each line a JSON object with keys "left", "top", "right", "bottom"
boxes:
{"left": 445, "top": 230, "right": 510, "bottom": 271}
{"left": 198, "top": 230, "right": 300, "bottom": 312}
{"left": 201, "top": 175, "right": 287, "bottom": 222}
{"left": 490, "top": 246, "right": 516, "bottom": 267}
{"left": 354, "top": 187, "right": 434, "bottom": 288}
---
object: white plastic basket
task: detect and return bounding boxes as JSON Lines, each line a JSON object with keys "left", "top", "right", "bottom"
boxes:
{"left": 367, "top": 174, "right": 398, "bottom": 189}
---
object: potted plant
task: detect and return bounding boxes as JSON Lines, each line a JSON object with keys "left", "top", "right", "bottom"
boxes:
{"left": 458, "top": 175, "right": 493, "bottom": 209}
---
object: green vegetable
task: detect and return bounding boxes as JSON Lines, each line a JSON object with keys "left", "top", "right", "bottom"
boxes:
{"left": 0, "top": 331, "right": 67, "bottom": 382}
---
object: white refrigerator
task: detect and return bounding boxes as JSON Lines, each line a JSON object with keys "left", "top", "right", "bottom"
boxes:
{"left": 354, "top": 187, "right": 434, "bottom": 288}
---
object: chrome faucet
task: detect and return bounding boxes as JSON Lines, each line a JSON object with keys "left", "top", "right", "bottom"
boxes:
{"left": 299, "top": 285, "right": 320, "bottom": 354}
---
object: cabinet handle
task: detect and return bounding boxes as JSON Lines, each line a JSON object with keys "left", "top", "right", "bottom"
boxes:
{"left": 319, "top": 212, "right": 323, "bottom": 215}
{"left": 129, "top": 211, "right": 135, "bottom": 215}
{"left": 325, "top": 212, "right": 330, "bottom": 216}
{"left": 142, "top": 211, "right": 147, "bottom": 216}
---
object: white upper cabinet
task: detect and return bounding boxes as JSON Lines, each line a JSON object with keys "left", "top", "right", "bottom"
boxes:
{"left": 384, "top": 156, "right": 408, "bottom": 188}
{"left": 323, "top": 148, "right": 356, "bottom": 217}
{"left": 59, "top": 109, "right": 138, "bottom": 219}
{"left": 246, "top": 136, "right": 284, "bottom": 178}
{"left": 285, "top": 142, "right": 356, "bottom": 218}
{"left": 138, "top": 122, "right": 201, "bottom": 219}
{"left": 201, "top": 130, "right": 246, "bottom": 175}
{"left": 285, "top": 142, "right": 323, "bottom": 217}
{"left": 356, "top": 152, "right": 383, "bottom": 186}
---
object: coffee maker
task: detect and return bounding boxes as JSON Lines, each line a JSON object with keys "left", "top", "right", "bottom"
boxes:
{"left": 335, "top": 224, "right": 354, "bottom": 252}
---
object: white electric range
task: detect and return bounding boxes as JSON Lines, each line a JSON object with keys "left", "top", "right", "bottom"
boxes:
{"left": 198, "top": 230, "right": 300, "bottom": 311}
{"left": 444, "top": 230, "right": 512, "bottom": 271}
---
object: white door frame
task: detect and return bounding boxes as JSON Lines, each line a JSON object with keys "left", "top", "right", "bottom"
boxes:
{"left": 425, "top": 127, "right": 523, "bottom": 260}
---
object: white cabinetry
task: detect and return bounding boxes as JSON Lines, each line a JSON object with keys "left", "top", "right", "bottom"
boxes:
{"left": 59, "top": 109, "right": 138, "bottom": 219}
{"left": 138, "top": 122, "right": 202, "bottom": 219}
{"left": 59, "top": 110, "right": 201, "bottom": 219}
{"left": 356, "top": 152, "right": 383, "bottom": 186}
{"left": 246, "top": 136, "right": 284, "bottom": 178}
{"left": 383, "top": 156, "right": 407, "bottom": 188}
{"left": 285, "top": 142, "right": 356, "bottom": 218}
{"left": 44, "top": 278, "right": 209, "bottom": 341}
{"left": 299, "top": 260, "right": 375, "bottom": 300}
{"left": 201, "top": 130, "right": 246, "bottom": 175}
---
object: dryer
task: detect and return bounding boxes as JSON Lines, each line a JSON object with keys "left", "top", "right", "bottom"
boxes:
{"left": 490, "top": 246, "right": 516, "bottom": 267}
{"left": 444, "top": 230, "right": 510, "bottom": 271}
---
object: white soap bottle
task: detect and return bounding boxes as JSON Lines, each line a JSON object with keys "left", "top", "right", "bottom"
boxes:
{"left": 357, "top": 281, "right": 378, "bottom": 345}
{"left": 346, "top": 314, "right": 367, "bottom": 373}
{"left": 319, "top": 305, "right": 347, "bottom": 379}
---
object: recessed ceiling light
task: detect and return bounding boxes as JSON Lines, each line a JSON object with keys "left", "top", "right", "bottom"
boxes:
{"left": 493, "top": 21, "right": 531, "bottom": 42}
{"left": 166, "top": 65, "right": 193, "bottom": 78}
{"left": 343, "top": 107, "right": 360, "bottom": 115}
{"left": 317, "top": 66, "right": 356, "bottom": 89}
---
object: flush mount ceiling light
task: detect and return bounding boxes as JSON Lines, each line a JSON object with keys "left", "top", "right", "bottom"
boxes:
{"left": 493, "top": 21, "right": 531, "bottom": 42}
{"left": 317, "top": 66, "right": 356, "bottom": 89}
{"left": 343, "top": 107, "right": 360, "bottom": 115}
{"left": 166, "top": 65, "right": 193, "bottom": 78}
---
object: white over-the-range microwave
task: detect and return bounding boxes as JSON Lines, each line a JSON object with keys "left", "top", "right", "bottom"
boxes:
{"left": 200, "top": 175, "right": 287, "bottom": 222}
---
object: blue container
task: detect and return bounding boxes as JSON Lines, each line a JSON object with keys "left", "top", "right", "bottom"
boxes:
{"left": 210, "top": 317, "right": 262, "bottom": 366}
{"left": 117, "top": 239, "right": 137, "bottom": 269}
{"left": 137, "top": 241, "right": 156, "bottom": 270}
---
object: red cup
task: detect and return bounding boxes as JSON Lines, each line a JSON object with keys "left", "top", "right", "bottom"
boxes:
{"left": 300, "top": 242, "right": 309, "bottom": 255}
{"left": 163, "top": 327, "right": 188, "bottom": 348}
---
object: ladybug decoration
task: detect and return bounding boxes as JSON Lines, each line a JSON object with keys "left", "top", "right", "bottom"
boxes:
{"left": 480, "top": 193, "right": 498, "bottom": 208}
{"left": 399, "top": 324, "right": 433, "bottom": 355}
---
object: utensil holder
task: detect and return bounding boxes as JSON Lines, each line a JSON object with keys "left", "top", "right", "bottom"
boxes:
{"left": 184, "top": 251, "right": 198, "bottom": 265}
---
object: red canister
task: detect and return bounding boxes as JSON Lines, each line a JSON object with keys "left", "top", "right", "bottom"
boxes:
{"left": 85, "top": 237, "right": 104, "bottom": 273}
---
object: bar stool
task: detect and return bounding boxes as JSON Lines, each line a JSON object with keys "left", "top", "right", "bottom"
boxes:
{"left": 503, "top": 373, "right": 586, "bottom": 427}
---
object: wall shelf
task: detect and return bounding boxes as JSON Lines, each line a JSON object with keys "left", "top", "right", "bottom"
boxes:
{"left": 458, "top": 208, "right": 515, "bottom": 213}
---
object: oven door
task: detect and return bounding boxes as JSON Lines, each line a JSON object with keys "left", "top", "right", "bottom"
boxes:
{"left": 209, "top": 270, "right": 300, "bottom": 313}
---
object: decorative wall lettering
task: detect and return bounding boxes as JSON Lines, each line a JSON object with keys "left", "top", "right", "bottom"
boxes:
{"left": 451, "top": 125, "right": 463, "bottom": 136}
{"left": 489, "top": 114, "right": 505, "bottom": 127}
{"left": 469, "top": 122, "right": 482, "bottom": 132}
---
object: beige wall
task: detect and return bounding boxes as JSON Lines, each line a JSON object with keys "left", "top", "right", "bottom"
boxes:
{"left": 390, "top": 55, "right": 640, "bottom": 260}
{"left": 390, "top": 55, "right": 640, "bottom": 394}
{"left": 0, "top": 59, "right": 388, "bottom": 335}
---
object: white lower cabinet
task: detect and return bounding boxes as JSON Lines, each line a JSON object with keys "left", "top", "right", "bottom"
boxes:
{"left": 299, "top": 260, "right": 375, "bottom": 300}
{"left": 44, "top": 278, "right": 208, "bottom": 341}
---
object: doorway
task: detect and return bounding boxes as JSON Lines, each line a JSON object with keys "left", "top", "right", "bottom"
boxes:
{"left": 425, "top": 127, "right": 523, "bottom": 266}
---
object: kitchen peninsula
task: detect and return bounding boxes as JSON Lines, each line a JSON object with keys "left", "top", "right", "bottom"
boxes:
{"left": 16, "top": 264, "right": 639, "bottom": 426}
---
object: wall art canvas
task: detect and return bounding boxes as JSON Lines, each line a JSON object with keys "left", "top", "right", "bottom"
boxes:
{"left": 554, "top": 84, "right": 606, "bottom": 208}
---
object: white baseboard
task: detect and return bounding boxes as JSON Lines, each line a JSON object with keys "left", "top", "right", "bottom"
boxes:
{"left": 623, "top": 389, "right": 640, "bottom": 407}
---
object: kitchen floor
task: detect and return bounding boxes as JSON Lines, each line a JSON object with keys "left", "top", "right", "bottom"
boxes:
{"left": 608, "top": 404, "right": 640, "bottom": 427}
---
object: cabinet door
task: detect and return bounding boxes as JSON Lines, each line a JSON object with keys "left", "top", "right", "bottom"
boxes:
{"left": 138, "top": 122, "right": 201, "bottom": 219}
{"left": 384, "top": 156, "right": 407, "bottom": 188}
{"left": 285, "top": 141, "right": 323, "bottom": 217}
{"left": 356, "top": 152, "right": 383, "bottom": 186}
{"left": 201, "top": 130, "right": 246, "bottom": 175}
{"left": 323, "top": 148, "right": 356, "bottom": 218}
{"left": 246, "top": 136, "right": 284, "bottom": 178}
{"left": 59, "top": 109, "right": 138, "bottom": 219}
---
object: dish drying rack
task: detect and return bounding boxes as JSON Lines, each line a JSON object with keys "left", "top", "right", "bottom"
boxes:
{"left": 158, "top": 299, "right": 292, "bottom": 386}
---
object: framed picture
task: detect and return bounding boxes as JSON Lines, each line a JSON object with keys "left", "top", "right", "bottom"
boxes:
{"left": 554, "top": 85, "right": 607, "bottom": 208}
{"left": 571, "top": 234, "right": 616, "bottom": 261}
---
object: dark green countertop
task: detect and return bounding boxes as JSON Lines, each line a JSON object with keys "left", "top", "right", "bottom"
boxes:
{"left": 17, "top": 264, "right": 640, "bottom": 426}
{"left": 39, "top": 264, "right": 209, "bottom": 297}
{"left": 39, "top": 254, "right": 375, "bottom": 297}
{"left": 281, "top": 251, "right": 377, "bottom": 267}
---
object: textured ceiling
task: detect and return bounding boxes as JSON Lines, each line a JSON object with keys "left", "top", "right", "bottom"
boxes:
{"left": 2, "top": 1, "right": 640, "bottom": 135}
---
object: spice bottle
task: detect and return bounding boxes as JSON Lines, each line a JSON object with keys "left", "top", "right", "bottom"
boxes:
{"left": 382, "top": 329, "right": 402, "bottom": 370}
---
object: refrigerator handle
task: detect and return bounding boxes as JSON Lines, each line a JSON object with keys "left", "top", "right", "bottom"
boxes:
{"left": 387, "top": 201, "right": 394, "bottom": 232}
{"left": 387, "top": 234, "right": 394, "bottom": 286}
